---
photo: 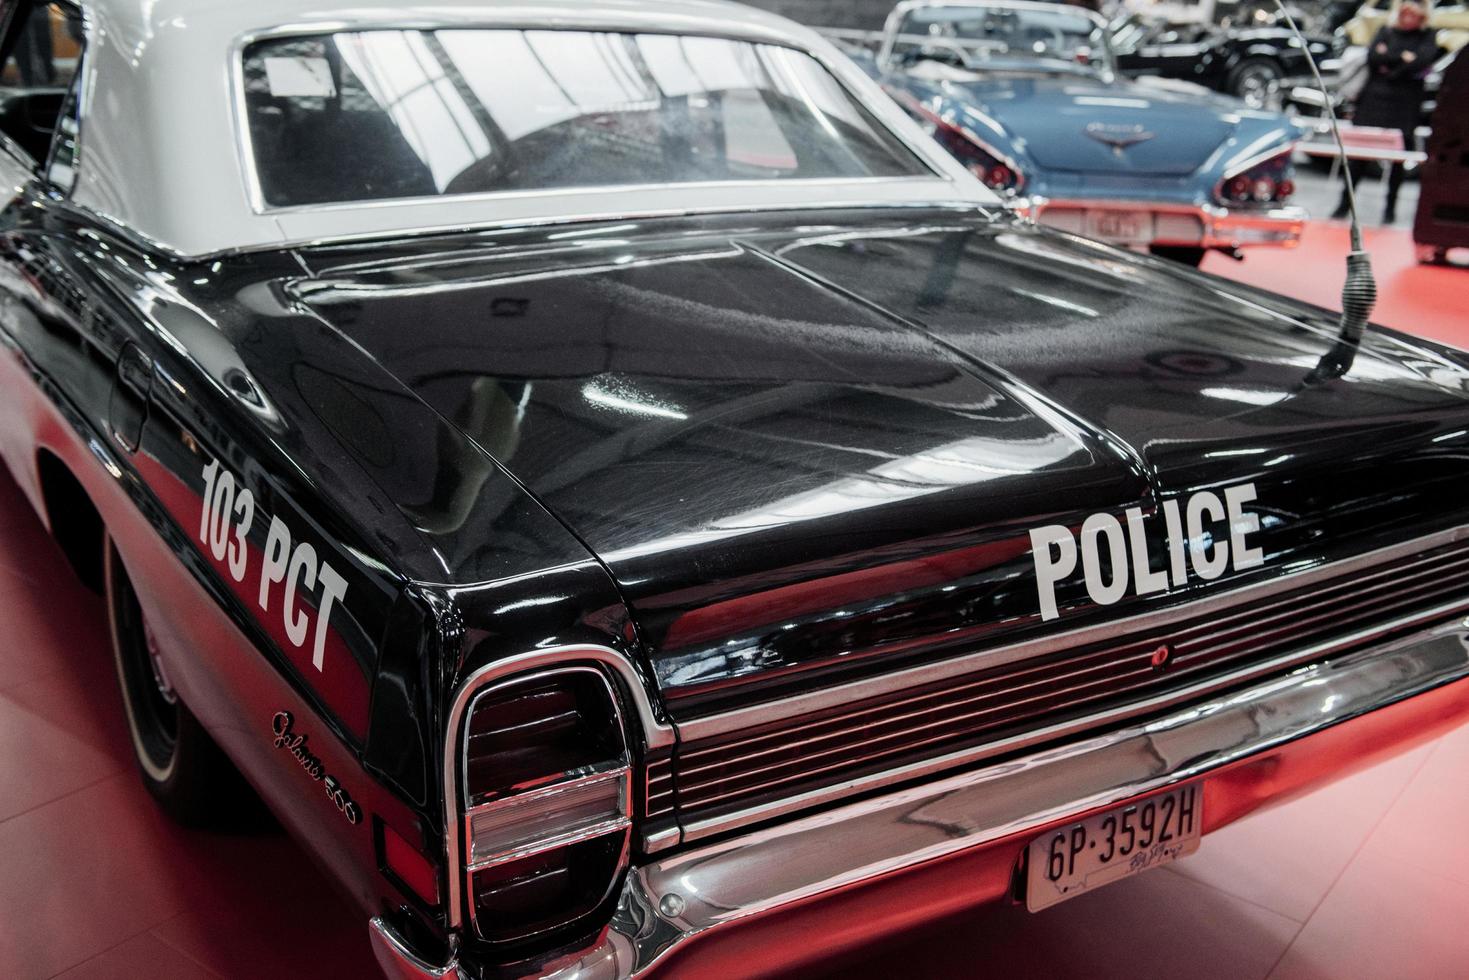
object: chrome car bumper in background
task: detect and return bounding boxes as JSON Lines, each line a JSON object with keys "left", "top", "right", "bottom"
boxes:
{"left": 379, "top": 617, "right": 1469, "bottom": 979}
{"left": 1022, "top": 197, "right": 1306, "bottom": 250}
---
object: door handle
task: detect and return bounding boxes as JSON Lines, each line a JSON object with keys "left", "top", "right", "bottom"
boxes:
{"left": 109, "top": 341, "right": 152, "bottom": 452}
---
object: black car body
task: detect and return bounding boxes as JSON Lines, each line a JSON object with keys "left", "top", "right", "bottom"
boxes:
{"left": 4, "top": 1, "right": 1469, "bottom": 978}
{"left": 1112, "top": 14, "right": 1340, "bottom": 107}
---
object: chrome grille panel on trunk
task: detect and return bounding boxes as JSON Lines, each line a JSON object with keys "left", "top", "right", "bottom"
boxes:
{"left": 648, "top": 537, "right": 1469, "bottom": 836}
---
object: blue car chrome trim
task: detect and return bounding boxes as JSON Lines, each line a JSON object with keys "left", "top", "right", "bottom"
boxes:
{"left": 1085, "top": 122, "right": 1157, "bottom": 152}
{"left": 1023, "top": 196, "right": 1306, "bottom": 248}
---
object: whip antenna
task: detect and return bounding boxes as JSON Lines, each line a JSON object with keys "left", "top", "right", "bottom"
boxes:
{"left": 1274, "top": 0, "right": 1377, "bottom": 378}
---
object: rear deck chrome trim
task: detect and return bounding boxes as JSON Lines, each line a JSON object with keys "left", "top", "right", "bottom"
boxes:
{"left": 533, "top": 615, "right": 1469, "bottom": 979}
{"left": 667, "top": 524, "right": 1469, "bottom": 841}
{"left": 678, "top": 523, "right": 1469, "bottom": 743}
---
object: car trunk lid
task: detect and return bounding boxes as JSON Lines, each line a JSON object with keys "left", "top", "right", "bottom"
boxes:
{"left": 294, "top": 210, "right": 1469, "bottom": 719}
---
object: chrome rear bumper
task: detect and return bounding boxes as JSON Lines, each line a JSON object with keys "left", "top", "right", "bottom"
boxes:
{"left": 381, "top": 616, "right": 1469, "bottom": 979}
{"left": 1024, "top": 196, "right": 1306, "bottom": 249}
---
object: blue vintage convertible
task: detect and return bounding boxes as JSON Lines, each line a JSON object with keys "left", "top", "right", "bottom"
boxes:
{"left": 849, "top": 0, "right": 1306, "bottom": 265}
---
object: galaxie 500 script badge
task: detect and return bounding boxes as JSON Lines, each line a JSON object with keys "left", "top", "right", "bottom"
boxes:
{"left": 1030, "top": 482, "right": 1264, "bottom": 621}
{"left": 272, "top": 711, "right": 360, "bottom": 825}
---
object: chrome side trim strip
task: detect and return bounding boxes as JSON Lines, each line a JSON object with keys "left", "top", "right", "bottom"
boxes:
{"left": 678, "top": 523, "right": 1469, "bottom": 743}
{"left": 443, "top": 645, "right": 675, "bottom": 932}
{"left": 535, "top": 616, "right": 1469, "bottom": 980}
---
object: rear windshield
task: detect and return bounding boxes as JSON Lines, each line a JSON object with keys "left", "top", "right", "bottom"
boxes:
{"left": 241, "top": 30, "right": 929, "bottom": 208}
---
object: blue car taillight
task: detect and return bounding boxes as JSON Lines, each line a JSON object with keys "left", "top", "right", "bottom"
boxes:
{"left": 459, "top": 668, "right": 631, "bottom": 948}
{"left": 890, "top": 88, "right": 1025, "bottom": 194}
{"left": 931, "top": 124, "right": 1023, "bottom": 193}
{"left": 1217, "top": 150, "right": 1296, "bottom": 206}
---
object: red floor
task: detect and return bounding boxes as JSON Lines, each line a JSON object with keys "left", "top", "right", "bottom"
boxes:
{"left": 1201, "top": 221, "right": 1467, "bottom": 347}
{"left": 1, "top": 223, "right": 1467, "bottom": 979}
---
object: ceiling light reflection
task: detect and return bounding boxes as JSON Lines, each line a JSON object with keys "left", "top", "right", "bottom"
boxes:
{"left": 583, "top": 382, "right": 688, "bottom": 420}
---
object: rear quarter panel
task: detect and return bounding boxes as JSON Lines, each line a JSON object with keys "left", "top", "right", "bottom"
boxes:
{"left": 0, "top": 204, "right": 551, "bottom": 937}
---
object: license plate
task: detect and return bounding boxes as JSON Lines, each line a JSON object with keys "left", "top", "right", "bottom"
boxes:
{"left": 1085, "top": 209, "right": 1152, "bottom": 243}
{"left": 1025, "top": 783, "right": 1202, "bottom": 912}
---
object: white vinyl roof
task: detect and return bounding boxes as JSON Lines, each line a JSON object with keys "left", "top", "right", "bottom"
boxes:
{"left": 70, "top": 0, "right": 994, "bottom": 258}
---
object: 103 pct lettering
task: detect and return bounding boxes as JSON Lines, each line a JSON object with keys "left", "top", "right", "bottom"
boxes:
{"left": 200, "top": 460, "right": 348, "bottom": 672}
{"left": 1030, "top": 482, "right": 1265, "bottom": 622}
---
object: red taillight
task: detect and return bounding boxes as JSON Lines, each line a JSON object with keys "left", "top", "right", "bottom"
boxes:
{"left": 939, "top": 127, "right": 1021, "bottom": 192}
{"left": 985, "top": 165, "right": 1015, "bottom": 190}
{"left": 465, "top": 674, "right": 621, "bottom": 798}
{"left": 459, "top": 669, "right": 631, "bottom": 949}
{"left": 892, "top": 91, "right": 1023, "bottom": 194}
{"left": 1218, "top": 152, "right": 1295, "bottom": 206}
{"left": 382, "top": 822, "right": 440, "bottom": 906}
{"left": 471, "top": 835, "right": 626, "bottom": 943}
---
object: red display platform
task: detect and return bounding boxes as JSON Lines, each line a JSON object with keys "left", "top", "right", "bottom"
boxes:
{"left": 1203, "top": 222, "right": 1467, "bottom": 348}
{"left": 0, "top": 222, "right": 1465, "bottom": 980}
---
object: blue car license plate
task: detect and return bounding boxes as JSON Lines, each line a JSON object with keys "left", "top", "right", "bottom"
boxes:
{"left": 1085, "top": 209, "right": 1153, "bottom": 244}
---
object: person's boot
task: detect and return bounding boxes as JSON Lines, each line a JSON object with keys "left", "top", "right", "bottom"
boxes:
{"left": 1384, "top": 173, "right": 1401, "bottom": 225}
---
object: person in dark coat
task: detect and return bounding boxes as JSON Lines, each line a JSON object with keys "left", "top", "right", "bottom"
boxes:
{"left": 1333, "top": 0, "right": 1443, "bottom": 224}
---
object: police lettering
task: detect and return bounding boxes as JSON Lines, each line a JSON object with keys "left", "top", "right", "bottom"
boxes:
{"left": 1030, "top": 482, "right": 1264, "bottom": 622}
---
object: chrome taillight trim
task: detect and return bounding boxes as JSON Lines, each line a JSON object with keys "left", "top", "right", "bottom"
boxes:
{"left": 884, "top": 86, "right": 1028, "bottom": 194}
{"left": 463, "top": 767, "right": 632, "bottom": 872}
{"left": 466, "top": 827, "right": 634, "bottom": 948}
{"left": 457, "top": 666, "right": 631, "bottom": 810}
{"left": 444, "top": 646, "right": 672, "bottom": 932}
{"left": 460, "top": 666, "right": 631, "bottom": 944}
{"left": 465, "top": 815, "right": 632, "bottom": 873}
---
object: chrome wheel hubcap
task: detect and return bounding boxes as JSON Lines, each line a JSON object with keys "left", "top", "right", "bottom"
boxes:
{"left": 143, "top": 618, "right": 178, "bottom": 705}
{"left": 1239, "top": 71, "right": 1279, "bottom": 110}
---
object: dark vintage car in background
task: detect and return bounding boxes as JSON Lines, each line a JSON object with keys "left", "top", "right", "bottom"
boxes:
{"left": 5, "top": 0, "right": 1469, "bottom": 978}
{"left": 1110, "top": 12, "right": 1340, "bottom": 108}
{"left": 845, "top": 0, "right": 1307, "bottom": 266}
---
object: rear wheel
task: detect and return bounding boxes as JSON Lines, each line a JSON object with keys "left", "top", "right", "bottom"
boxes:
{"left": 1149, "top": 245, "right": 1208, "bottom": 267}
{"left": 1229, "top": 58, "right": 1283, "bottom": 110}
{"left": 106, "top": 534, "right": 251, "bottom": 826}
